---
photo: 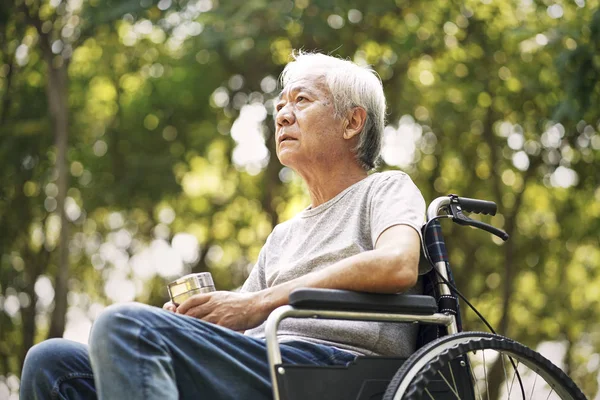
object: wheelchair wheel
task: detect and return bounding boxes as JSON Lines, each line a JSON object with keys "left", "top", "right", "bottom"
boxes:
{"left": 383, "top": 331, "right": 586, "bottom": 400}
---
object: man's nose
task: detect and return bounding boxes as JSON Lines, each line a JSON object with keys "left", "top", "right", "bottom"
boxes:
{"left": 276, "top": 105, "right": 295, "bottom": 127}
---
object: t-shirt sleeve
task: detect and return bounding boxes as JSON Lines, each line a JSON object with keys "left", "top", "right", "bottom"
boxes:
{"left": 369, "top": 172, "right": 426, "bottom": 249}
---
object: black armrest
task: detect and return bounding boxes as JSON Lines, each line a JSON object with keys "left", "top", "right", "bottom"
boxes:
{"left": 289, "top": 288, "right": 437, "bottom": 315}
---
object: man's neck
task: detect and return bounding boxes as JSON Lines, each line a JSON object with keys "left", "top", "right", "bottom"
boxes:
{"left": 301, "top": 163, "right": 369, "bottom": 208}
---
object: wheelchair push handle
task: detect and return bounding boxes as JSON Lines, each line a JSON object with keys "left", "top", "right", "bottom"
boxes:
{"left": 448, "top": 195, "right": 510, "bottom": 242}
{"left": 455, "top": 216, "right": 510, "bottom": 241}
{"left": 455, "top": 196, "right": 497, "bottom": 215}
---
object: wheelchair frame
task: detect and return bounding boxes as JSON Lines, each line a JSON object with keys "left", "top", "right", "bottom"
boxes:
{"left": 264, "top": 196, "right": 460, "bottom": 400}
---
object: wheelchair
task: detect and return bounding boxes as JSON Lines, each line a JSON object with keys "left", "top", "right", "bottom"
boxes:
{"left": 263, "top": 195, "right": 586, "bottom": 400}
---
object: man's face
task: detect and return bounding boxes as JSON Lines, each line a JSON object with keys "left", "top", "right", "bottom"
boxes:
{"left": 274, "top": 73, "right": 347, "bottom": 171}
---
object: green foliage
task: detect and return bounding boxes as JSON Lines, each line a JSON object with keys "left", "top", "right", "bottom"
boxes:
{"left": 1, "top": 0, "right": 600, "bottom": 397}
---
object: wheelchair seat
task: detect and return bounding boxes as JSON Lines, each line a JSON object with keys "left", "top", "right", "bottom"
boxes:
{"left": 272, "top": 286, "right": 464, "bottom": 400}
{"left": 271, "top": 289, "right": 439, "bottom": 400}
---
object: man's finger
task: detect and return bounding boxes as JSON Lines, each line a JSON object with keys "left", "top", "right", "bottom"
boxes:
{"left": 186, "top": 306, "right": 212, "bottom": 320}
{"left": 176, "top": 293, "right": 211, "bottom": 315}
{"left": 163, "top": 302, "right": 177, "bottom": 312}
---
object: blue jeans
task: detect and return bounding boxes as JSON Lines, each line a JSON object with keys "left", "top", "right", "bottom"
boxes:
{"left": 20, "top": 302, "right": 356, "bottom": 400}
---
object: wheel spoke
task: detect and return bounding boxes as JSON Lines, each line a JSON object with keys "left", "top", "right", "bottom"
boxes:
{"left": 448, "top": 359, "right": 459, "bottom": 396}
{"left": 482, "top": 349, "right": 490, "bottom": 400}
{"left": 437, "top": 370, "right": 461, "bottom": 399}
{"left": 469, "top": 359, "right": 483, "bottom": 400}
{"left": 501, "top": 354, "right": 510, "bottom": 399}
{"left": 425, "top": 388, "right": 435, "bottom": 399}
{"left": 529, "top": 373, "right": 538, "bottom": 399}
{"left": 508, "top": 359, "right": 520, "bottom": 396}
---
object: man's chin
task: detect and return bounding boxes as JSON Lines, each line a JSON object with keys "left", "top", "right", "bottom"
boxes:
{"left": 276, "top": 151, "right": 295, "bottom": 167}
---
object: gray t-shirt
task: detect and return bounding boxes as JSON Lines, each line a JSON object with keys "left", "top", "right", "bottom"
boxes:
{"left": 241, "top": 171, "right": 426, "bottom": 357}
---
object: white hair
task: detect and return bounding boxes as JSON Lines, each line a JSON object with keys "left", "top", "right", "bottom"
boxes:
{"left": 279, "top": 52, "right": 386, "bottom": 171}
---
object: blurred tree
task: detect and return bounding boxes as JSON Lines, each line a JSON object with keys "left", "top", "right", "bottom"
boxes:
{"left": 0, "top": 0, "right": 599, "bottom": 398}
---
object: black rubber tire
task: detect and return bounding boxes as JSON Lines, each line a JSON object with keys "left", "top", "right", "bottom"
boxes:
{"left": 383, "top": 331, "right": 586, "bottom": 400}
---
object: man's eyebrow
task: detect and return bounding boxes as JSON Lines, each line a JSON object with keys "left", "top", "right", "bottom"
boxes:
{"left": 277, "top": 85, "right": 317, "bottom": 101}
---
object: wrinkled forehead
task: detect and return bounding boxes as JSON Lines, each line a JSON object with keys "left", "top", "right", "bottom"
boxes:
{"left": 276, "top": 72, "right": 330, "bottom": 102}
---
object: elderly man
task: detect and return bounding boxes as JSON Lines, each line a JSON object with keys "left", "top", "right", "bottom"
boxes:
{"left": 21, "top": 52, "right": 425, "bottom": 400}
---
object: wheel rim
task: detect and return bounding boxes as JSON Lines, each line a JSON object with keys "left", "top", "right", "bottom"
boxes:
{"left": 405, "top": 338, "right": 581, "bottom": 400}
{"left": 387, "top": 333, "right": 585, "bottom": 400}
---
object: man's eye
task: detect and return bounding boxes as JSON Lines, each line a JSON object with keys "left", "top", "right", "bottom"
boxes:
{"left": 297, "top": 96, "right": 306, "bottom": 102}
{"left": 276, "top": 104, "right": 284, "bottom": 111}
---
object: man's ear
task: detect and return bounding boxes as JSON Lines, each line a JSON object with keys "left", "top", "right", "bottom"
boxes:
{"left": 343, "top": 107, "right": 367, "bottom": 140}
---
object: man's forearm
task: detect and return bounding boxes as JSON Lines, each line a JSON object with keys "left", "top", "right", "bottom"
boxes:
{"left": 255, "top": 245, "right": 419, "bottom": 318}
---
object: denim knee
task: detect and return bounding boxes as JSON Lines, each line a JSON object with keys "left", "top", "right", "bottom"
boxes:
{"left": 89, "top": 302, "right": 150, "bottom": 358}
{"left": 23, "top": 339, "right": 66, "bottom": 382}
{"left": 21, "top": 338, "right": 91, "bottom": 399}
{"left": 90, "top": 302, "right": 140, "bottom": 335}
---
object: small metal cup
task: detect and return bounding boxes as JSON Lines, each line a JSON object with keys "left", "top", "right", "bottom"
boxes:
{"left": 167, "top": 272, "right": 216, "bottom": 306}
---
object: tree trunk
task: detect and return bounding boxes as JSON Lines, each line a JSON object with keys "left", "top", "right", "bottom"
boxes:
{"left": 262, "top": 122, "right": 283, "bottom": 227}
{"left": 480, "top": 106, "right": 510, "bottom": 400}
{"left": 0, "top": 59, "right": 13, "bottom": 125}
{"left": 20, "top": 248, "right": 50, "bottom": 368}
{"left": 477, "top": 107, "right": 538, "bottom": 398}
{"left": 0, "top": 313, "right": 9, "bottom": 375}
{"left": 45, "top": 55, "right": 71, "bottom": 339}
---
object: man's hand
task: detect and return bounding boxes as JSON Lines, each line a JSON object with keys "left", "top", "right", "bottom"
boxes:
{"left": 163, "top": 301, "right": 177, "bottom": 313}
{"left": 176, "top": 291, "right": 268, "bottom": 332}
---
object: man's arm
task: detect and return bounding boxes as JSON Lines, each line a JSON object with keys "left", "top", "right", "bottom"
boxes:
{"left": 175, "top": 224, "right": 420, "bottom": 332}
{"left": 258, "top": 223, "right": 419, "bottom": 305}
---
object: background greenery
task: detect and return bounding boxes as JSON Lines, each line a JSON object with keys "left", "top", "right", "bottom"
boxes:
{"left": 1, "top": 0, "right": 599, "bottom": 398}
